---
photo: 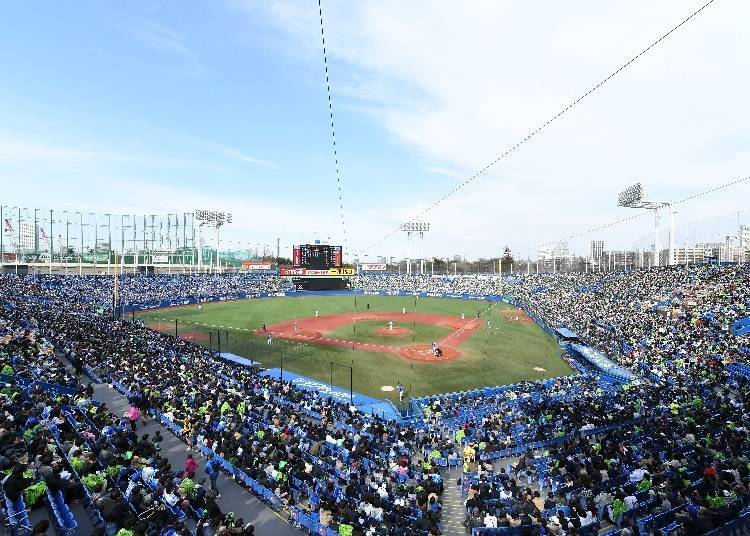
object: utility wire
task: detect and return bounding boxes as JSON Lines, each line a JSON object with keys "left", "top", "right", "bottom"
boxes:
{"left": 360, "top": 0, "right": 718, "bottom": 256}
{"left": 533, "top": 173, "right": 750, "bottom": 252}
{"left": 318, "top": 0, "right": 348, "bottom": 255}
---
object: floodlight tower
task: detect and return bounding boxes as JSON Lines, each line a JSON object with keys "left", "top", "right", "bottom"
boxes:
{"left": 617, "top": 183, "right": 674, "bottom": 267}
{"left": 400, "top": 222, "right": 430, "bottom": 275}
{"left": 195, "top": 210, "right": 232, "bottom": 273}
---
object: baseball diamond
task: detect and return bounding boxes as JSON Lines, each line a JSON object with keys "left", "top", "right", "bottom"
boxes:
{"left": 138, "top": 294, "right": 569, "bottom": 400}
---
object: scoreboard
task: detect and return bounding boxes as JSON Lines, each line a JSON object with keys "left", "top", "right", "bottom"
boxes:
{"left": 293, "top": 277, "right": 350, "bottom": 291}
{"left": 292, "top": 244, "right": 342, "bottom": 270}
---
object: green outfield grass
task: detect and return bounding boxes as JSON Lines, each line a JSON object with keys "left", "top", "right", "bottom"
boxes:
{"left": 138, "top": 295, "right": 571, "bottom": 401}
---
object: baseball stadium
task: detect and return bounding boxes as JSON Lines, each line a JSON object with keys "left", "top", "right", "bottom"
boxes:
{"left": 2, "top": 2, "right": 750, "bottom": 536}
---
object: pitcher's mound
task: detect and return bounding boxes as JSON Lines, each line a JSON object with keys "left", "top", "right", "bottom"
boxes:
{"left": 375, "top": 327, "right": 411, "bottom": 337}
{"left": 399, "top": 344, "right": 460, "bottom": 362}
{"left": 285, "top": 329, "right": 322, "bottom": 340}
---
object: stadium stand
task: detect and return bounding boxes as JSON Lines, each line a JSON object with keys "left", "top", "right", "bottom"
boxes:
{"left": 1, "top": 264, "right": 749, "bottom": 535}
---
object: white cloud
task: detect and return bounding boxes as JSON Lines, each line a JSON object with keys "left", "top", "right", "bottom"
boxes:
{"left": 0, "top": 136, "right": 135, "bottom": 167}
{"left": 423, "top": 166, "right": 465, "bottom": 180}
{"left": 122, "top": 19, "right": 205, "bottom": 78}
{"left": 0, "top": 133, "right": 231, "bottom": 174}
{"left": 129, "top": 20, "right": 192, "bottom": 56}
{"left": 208, "top": 143, "right": 275, "bottom": 168}
{"left": 232, "top": 0, "right": 750, "bottom": 259}
{"left": 0, "top": 133, "right": 341, "bottom": 253}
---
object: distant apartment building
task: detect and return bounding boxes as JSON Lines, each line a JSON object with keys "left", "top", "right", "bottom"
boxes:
{"left": 590, "top": 240, "right": 604, "bottom": 260}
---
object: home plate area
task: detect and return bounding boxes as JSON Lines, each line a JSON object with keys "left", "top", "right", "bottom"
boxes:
{"left": 256, "top": 311, "right": 480, "bottom": 362}
{"left": 399, "top": 344, "right": 461, "bottom": 362}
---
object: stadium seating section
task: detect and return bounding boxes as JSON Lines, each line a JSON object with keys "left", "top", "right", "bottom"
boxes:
{"left": 1, "top": 265, "right": 749, "bottom": 535}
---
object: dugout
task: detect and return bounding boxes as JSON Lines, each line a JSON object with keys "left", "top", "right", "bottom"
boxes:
{"left": 554, "top": 327, "right": 579, "bottom": 343}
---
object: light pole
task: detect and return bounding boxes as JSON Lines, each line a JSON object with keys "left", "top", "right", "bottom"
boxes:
{"left": 195, "top": 210, "right": 232, "bottom": 273}
{"left": 618, "top": 182, "right": 675, "bottom": 267}
{"left": 104, "top": 214, "right": 112, "bottom": 275}
{"left": 400, "top": 222, "right": 429, "bottom": 275}
{"left": 78, "top": 211, "right": 83, "bottom": 275}
{"left": 48, "top": 210, "right": 53, "bottom": 274}
{"left": 132, "top": 214, "right": 137, "bottom": 274}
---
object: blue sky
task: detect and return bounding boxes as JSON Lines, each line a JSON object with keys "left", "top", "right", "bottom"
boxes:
{"left": 1, "top": 1, "right": 749, "bottom": 260}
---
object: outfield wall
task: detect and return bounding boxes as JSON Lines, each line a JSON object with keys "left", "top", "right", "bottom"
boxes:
{"left": 123, "top": 288, "right": 514, "bottom": 313}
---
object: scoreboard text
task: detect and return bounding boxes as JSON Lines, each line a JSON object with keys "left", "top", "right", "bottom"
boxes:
{"left": 292, "top": 244, "right": 342, "bottom": 270}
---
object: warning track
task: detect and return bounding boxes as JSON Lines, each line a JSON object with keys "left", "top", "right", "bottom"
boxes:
{"left": 258, "top": 312, "right": 482, "bottom": 362}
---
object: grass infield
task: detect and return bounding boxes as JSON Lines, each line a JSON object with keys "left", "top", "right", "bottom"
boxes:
{"left": 138, "top": 295, "right": 571, "bottom": 401}
{"left": 327, "top": 320, "right": 451, "bottom": 345}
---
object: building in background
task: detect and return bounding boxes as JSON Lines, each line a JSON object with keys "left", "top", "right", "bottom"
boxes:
{"left": 740, "top": 225, "right": 749, "bottom": 249}
{"left": 672, "top": 245, "right": 707, "bottom": 265}
{"left": 590, "top": 240, "right": 604, "bottom": 261}
{"left": 18, "top": 222, "right": 35, "bottom": 252}
{"left": 2, "top": 221, "right": 35, "bottom": 253}
{"left": 553, "top": 241, "right": 569, "bottom": 258}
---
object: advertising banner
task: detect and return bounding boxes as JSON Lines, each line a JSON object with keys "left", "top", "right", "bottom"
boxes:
{"left": 152, "top": 255, "right": 169, "bottom": 264}
{"left": 241, "top": 261, "right": 273, "bottom": 271}
{"left": 280, "top": 267, "right": 328, "bottom": 276}
{"left": 327, "top": 267, "right": 354, "bottom": 276}
{"left": 279, "top": 267, "right": 353, "bottom": 277}
{"left": 360, "top": 263, "right": 386, "bottom": 271}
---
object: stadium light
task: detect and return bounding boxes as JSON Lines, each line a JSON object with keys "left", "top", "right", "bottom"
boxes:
{"left": 617, "top": 183, "right": 674, "bottom": 267}
{"left": 400, "top": 222, "right": 430, "bottom": 275}
{"left": 617, "top": 182, "right": 646, "bottom": 207}
{"left": 195, "top": 209, "right": 232, "bottom": 272}
{"left": 399, "top": 222, "right": 430, "bottom": 233}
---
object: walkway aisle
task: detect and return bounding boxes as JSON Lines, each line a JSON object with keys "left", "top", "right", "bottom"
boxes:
{"left": 56, "top": 346, "right": 295, "bottom": 536}
{"left": 441, "top": 468, "right": 466, "bottom": 535}
{"left": 88, "top": 379, "right": 298, "bottom": 536}
{"left": 27, "top": 507, "right": 54, "bottom": 535}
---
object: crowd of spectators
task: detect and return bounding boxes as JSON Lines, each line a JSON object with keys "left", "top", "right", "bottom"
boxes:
{"left": 353, "top": 266, "right": 750, "bottom": 533}
{"left": 1, "top": 264, "right": 749, "bottom": 535}
{"left": 499, "top": 265, "right": 750, "bottom": 377}
{"left": 454, "top": 364, "right": 750, "bottom": 534}
{"left": 1, "top": 274, "right": 446, "bottom": 536}
{"left": 351, "top": 274, "right": 501, "bottom": 297}
{"left": 353, "top": 266, "right": 750, "bottom": 378}
{"left": 0, "top": 273, "right": 292, "bottom": 309}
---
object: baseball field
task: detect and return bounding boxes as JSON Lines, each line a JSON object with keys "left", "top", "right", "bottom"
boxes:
{"left": 138, "top": 295, "right": 571, "bottom": 401}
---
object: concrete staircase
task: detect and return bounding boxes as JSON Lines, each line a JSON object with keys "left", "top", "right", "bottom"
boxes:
{"left": 441, "top": 468, "right": 467, "bottom": 535}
